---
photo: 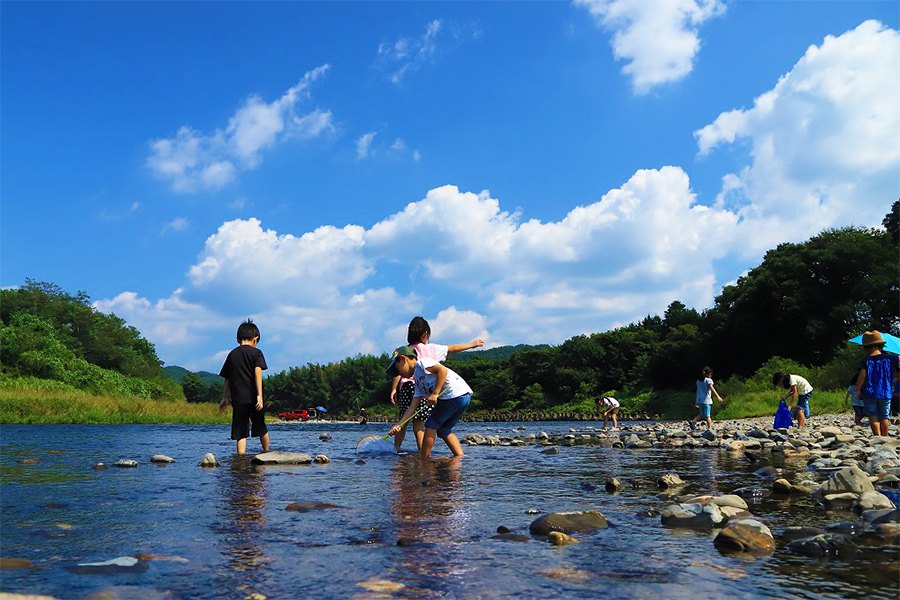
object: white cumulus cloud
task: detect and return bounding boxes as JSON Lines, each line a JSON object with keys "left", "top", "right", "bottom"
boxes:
{"left": 575, "top": 0, "right": 726, "bottom": 94}
{"left": 146, "top": 65, "right": 333, "bottom": 193}
{"left": 695, "top": 20, "right": 900, "bottom": 253}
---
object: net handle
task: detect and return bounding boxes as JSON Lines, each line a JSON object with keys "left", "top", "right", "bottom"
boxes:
{"left": 383, "top": 410, "right": 418, "bottom": 440}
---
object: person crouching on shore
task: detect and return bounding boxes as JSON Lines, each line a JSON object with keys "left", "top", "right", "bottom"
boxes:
{"left": 596, "top": 396, "right": 619, "bottom": 429}
{"left": 386, "top": 346, "right": 473, "bottom": 458}
{"left": 772, "top": 372, "right": 813, "bottom": 429}
{"left": 856, "top": 330, "right": 899, "bottom": 437}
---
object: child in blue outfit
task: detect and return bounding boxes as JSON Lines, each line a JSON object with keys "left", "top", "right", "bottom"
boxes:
{"left": 856, "top": 330, "right": 899, "bottom": 437}
{"left": 386, "top": 346, "right": 473, "bottom": 458}
{"left": 690, "top": 366, "right": 723, "bottom": 430}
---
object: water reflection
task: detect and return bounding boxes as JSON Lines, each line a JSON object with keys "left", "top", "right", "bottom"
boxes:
{"left": 389, "top": 457, "right": 474, "bottom": 594}
{"left": 215, "top": 455, "right": 270, "bottom": 590}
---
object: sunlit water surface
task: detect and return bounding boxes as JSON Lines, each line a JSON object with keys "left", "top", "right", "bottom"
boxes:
{"left": 1, "top": 422, "right": 897, "bottom": 599}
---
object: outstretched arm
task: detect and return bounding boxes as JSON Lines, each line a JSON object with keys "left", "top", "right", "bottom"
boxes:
{"left": 448, "top": 339, "right": 484, "bottom": 354}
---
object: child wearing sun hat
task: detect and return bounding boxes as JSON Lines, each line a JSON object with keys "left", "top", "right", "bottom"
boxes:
{"left": 856, "top": 330, "right": 899, "bottom": 437}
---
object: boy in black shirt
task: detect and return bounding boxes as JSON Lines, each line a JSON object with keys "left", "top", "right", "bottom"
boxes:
{"left": 218, "top": 319, "right": 269, "bottom": 454}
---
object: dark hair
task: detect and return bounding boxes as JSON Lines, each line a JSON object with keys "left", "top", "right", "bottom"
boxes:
{"left": 772, "top": 372, "right": 789, "bottom": 389}
{"left": 407, "top": 316, "right": 431, "bottom": 345}
{"left": 237, "top": 319, "right": 260, "bottom": 342}
{"left": 698, "top": 366, "right": 713, "bottom": 382}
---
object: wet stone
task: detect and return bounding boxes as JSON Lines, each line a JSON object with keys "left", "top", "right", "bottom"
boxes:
{"left": 529, "top": 510, "right": 608, "bottom": 535}
{"left": 252, "top": 452, "right": 313, "bottom": 465}
{"left": 149, "top": 455, "right": 175, "bottom": 463}
{"left": 285, "top": 502, "right": 342, "bottom": 511}
{"left": 786, "top": 534, "right": 857, "bottom": 558}
{"left": 113, "top": 460, "right": 138, "bottom": 468}
{"left": 198, "top": 453, "right": 219, "bottom": 468}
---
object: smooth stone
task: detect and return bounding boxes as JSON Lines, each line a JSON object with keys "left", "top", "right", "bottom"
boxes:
{"left": 285, "top": 502, "right": 341, "bottom": 511}
{"left": 754, "top": 466, "right": 780, "bottom": 479}
{"left": 823, "top": 492, "right": 859, "bottom": 508}
{"left": 661, "top": 503, "right": 724, "bottom": 530}
{"left": 396, "top": 537, "right": 420, "bottom": 547}
{"left": 496, "top": 526, "right": 512, "bottom": 534}
{"left": 657, "top": 473, "right": 684, "bottom": 488}
{"left": 252, "top": 452, "right": 313, "bottom": 465}
{"left": 855, "top": 491, "right": 894, "bottom": 512}
{"left": 525, "top": 509, "right": 541, "bottom": 515}
{"left": 779, "top": 526, "right": 826, "bottom": 542}
{"left": 313, "top": 455, "right": 331, "bottom": 465}
{"left": 605, "top": 478, "right": 623, "bottom": 493}
{"left": 875, "top": 523, "right": 900, "bottom": 539}
{"left": 548, "top": 531, "right": 579, "bottom": 546}
{"left": 824, "top": 522, "right": 868, "bottom": 536}
{"left": 862, "top": 508, "right": 900, "bottom": 524}
{"left": 0, "top": 557, "right": 35, "bottom": 569}
{"left": 719, "top": 506, "right": 753, "bottom": 521}
{"left": 198, "top": 453, "right": 219, "bottom": 467}
{"left": 319, "top": 433, "right": 332, "bottom": 441}
{"left": 91, "top": 463, "right": 108, "bottom": 471}
{"left": 786, "top": 534, "right": 857, "bottom": 558}
{"left": 529, "top": 510, "right": 608, "bottom": 535}
{"left": 540, "top": 447, "right": 560, "bottom": 455}
{"left": 113, "top": 460, "right": 138, "bottom": 468}
{"left": 817, "top": 466, "right": 875, "bottom": 495}
{"left": 149, "top": 455, "right": 175, "bottom": 463}
{"left": 701, "top": 429, "right": 717, "bottom": 441}
{"left": 714, "top": 519, "right": 775, "bottom": 555}
{"left": 710, "top": 495, "right": 749, "bottom": 510}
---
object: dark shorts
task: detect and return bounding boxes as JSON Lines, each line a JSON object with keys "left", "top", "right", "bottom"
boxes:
{"left": 863, "top": 398, "right": 891, "bottom": 420}
{"left": 852, "top": 405, "right": 865, "bottom": 422}
{"left": 231, "top": 403, "right": 267, "bottom": 440}
{"left": 424, "top": 393, "right": 471, "bottom": 437}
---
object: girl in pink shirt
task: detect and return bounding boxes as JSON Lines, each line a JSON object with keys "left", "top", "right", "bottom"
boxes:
{"left": 389, "top": 316, "right": 483, "bottom": 451}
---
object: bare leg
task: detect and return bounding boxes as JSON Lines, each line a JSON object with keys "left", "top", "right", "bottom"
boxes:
{"left": 869, "top": 416, "right": 881, "bottom": 436}
{"left": 879, "top": 418, "right": 890, "bottom": 436}
{"left": 603, "top": 411, "right": 609, "bottom": 429}
{"left": 236, "top": 438, "right": 247, "bottom": 454}
{"left": 421, "top": 428, "right": 437, "bottom": 458}
{"left": 260, "top": 432, "right": 269, "bottom": 452}
{"left": 706, "top": 417, "right": 713, "bottom": 429}
{"left": 394, "top": 422, "right": 408, "bottom": 452}
{"left": 413, "top": 420, "right": 425, "bottom": 450}
{"left": 441, "top": 433, "right": 464, "bottom": 457}
{"left": 797, "top": 410, "right": 806, "bottom": 429}
{"left": 611, "top": 410, "right": 618, "bottom": 428}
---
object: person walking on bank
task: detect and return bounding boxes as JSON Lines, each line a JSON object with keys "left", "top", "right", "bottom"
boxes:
{"left": 218, "top": 319, "right": 269, "bottom": 455}
{"left": 690, "top": 366, "right": 724, "bottom": 430}
{"left": 856, "top": 330, "right": 899, "bottom": 437}
{"left": 844, "top": 373, "right": 865, "bottom": 427}
{"left": 773, "top": 372, "right": 813, "bottom": 429}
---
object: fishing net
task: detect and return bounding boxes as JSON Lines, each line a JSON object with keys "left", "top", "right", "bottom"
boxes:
{"left": 356, "top": 435, "right": 398, "bottom": 455}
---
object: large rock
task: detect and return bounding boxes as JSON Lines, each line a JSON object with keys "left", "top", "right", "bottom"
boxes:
{"left": 661, "top": 503, "right": 725, "bottom": 530}
{"left": 817, "top": 466, "right": 875, "bottom": 495}
{"left": 786, "top": 534, "right": 857, "bottom": 558}
{"left": 251, "top": 452, "right": 313, "bottom": 465}
{"left": 855, "top": 491, "right": 895, "bottom": 512}
{"left": 657, "top": 473, "right": 684, "bottom": 488}
{"left": 149, "top": 455, "right": 175, "bottom": 463}
{"left": 779, "top": 526, "right": 826, "bottom": 543}
{"left": 710, "top": 495, "right": 748, "bottom": 510}
{"left": 529, "top": 511, "right": 608, "bottom": 535}
{"left": 714, "top": 519, "right": 775, "bottom": 555}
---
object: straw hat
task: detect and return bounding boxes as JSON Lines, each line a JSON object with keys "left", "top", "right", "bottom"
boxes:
{"left": 861, "top": 330, "right": 886, "bottom": 347}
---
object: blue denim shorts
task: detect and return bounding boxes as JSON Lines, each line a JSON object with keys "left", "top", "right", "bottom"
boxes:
{"left": 864, "top": 398, "right": 891, "bottom": 420}
{"left": 424, "top": 393, "right": 471, "bottom": 437}
{"left": 795, "top": 392, "right": 811, "bottom": 418}
{"left": 697, "top": 404, "right": 711, "bottom": 418}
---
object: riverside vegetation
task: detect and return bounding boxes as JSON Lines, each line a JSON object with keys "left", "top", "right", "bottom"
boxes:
{"left": 1, "top": 203, "right": 897, "bottom": 425}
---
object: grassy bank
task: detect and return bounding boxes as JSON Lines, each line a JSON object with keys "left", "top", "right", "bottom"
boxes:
{"left": 1, "top": 379, "right": 229, "bottom": 424}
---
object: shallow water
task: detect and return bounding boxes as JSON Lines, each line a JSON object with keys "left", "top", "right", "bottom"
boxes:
{"left": 0, "top": 422, "right": 897, "bottom": 599}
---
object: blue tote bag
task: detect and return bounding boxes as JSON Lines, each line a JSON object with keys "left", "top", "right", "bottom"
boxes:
{"left": 773, "top": 401, "right": 793, "bottom": 429}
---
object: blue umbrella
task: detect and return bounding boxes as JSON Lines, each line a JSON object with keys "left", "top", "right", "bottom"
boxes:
{"left": 316, "top": 406, "right": 327, "bottom": 413}
{"left": 849, "top": 332, "right": 900, "bottom": 354}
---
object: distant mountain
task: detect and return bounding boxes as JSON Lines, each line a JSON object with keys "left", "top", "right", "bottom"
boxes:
{"left": 163, "top": 366, "right": 223, "bottom": 387}
{"left": 447, "top": 344, "right": 551, "bottom": 362}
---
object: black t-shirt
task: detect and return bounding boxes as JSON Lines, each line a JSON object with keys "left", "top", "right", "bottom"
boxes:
{"left": 219, "top": 345, "right": 267, "bottom": 405}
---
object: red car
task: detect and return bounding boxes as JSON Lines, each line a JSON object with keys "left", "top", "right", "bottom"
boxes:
{"left": 278, "top": 409, "right": 309, "bottom": 421}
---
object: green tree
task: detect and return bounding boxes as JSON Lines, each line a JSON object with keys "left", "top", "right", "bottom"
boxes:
{"left": 182, "top": 372, "right": 207, "bottom": 403}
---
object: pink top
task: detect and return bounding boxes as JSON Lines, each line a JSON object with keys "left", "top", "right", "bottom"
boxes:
{"left": 400, "top": 343, "right": 449, "bottom": 384}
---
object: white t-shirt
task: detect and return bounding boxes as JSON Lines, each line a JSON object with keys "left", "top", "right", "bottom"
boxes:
{"left": 600, "top": 397, "right": 619, "bottom": 408}
{"left": 789, "top": 375, "right": 813, "bottom": 396}
{"left": 413, "top": 357, "right": 472, "bottom": 400}
{"left": 696, "top": 378, "right": 714, "bottom": 404}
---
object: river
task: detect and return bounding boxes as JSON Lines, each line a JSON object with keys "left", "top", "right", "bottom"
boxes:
{"left": 0, "top": 422, "right": 896, "bottom": 599}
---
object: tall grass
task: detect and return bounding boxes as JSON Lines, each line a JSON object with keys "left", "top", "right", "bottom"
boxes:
{"left": 1, "top": 379, "right": 229, "bottom": 424}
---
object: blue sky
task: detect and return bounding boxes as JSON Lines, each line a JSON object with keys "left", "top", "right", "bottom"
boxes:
{"left": 2, "top": 1, "right": 898, "bottom": 374}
